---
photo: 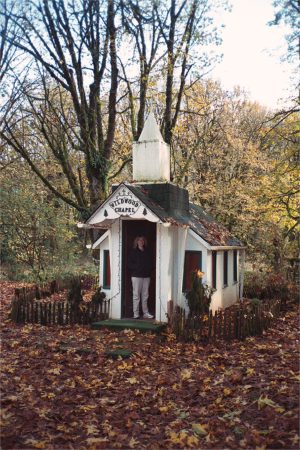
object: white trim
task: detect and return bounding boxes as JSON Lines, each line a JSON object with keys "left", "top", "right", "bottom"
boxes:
{"left": 210, "top": 245, "right": 246, "bottom": 250}
{"left": 189, "top": 229, "right": 211, "bottom": 250}
{"left": 86, "top": 183, "right": 160, "bottom": 226}
{"left": 78, "top": 221, "right": 114, "bottom": 229}
{"left": 189, "top": 229, "right": 245, "bottom": 250}
{"left": 92, "top": 230, "right": 109, "bottom": 249}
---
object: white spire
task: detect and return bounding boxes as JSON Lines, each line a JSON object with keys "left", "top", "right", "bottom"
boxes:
{"left": 132, "top": 111, "right": 170, "bottom": 182}
{"left": 138, "top": 112, "right": 164, "bottom": 142}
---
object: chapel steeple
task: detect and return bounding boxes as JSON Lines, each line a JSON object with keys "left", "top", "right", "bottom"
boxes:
{"left": 132, "top": 112, "right": 170, "bottom": 182}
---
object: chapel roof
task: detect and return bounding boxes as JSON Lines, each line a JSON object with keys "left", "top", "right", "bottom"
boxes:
{"left": 84, "top": 181, "right": 243, "bottom": 248}
{"left": 125, "top": 183, "right": 243, "bottom": 247}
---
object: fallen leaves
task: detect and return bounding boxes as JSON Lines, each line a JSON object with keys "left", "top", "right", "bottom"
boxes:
{"left": 180, "top": 368, "right": 193, "bottom": 380}
{"left": 0, "top": 281, "right": 299, "bottom": 449}
{"left": 192, "top": 423, "right": 208, "bottom": 436}
{"left": 24, "top": 438, "right": 47, "bottom": 449}
{"left": 257, "top": 394, "right": 285, "bottom": 413}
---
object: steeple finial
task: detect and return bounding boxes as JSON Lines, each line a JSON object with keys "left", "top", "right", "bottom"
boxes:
{"left": 138, "top": 112, "right": 164, "bottom": 142}
{"left": 132, "top": 111, "right": 170, "bottom": 182}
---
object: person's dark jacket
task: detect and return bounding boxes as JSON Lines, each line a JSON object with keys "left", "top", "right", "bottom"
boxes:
{"left": 128, "top": 248, "right": 153, "bottom": 277}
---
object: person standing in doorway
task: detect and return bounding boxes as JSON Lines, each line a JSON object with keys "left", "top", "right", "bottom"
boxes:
{"left": 128, "top": 235, "right": 154, "bottom": 319}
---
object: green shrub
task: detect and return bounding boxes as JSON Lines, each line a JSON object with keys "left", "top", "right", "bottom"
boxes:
{"left": 67, "top": 277, "right": 83, "bottom": 308}
{"left": 3, "top": 258, "right": 98, "bottom": 283}
{"left": 185, "top": 270, "right": 214, "bottom": 316}
{"left": 91, "top": 287, "right": 106, "bottom": 305}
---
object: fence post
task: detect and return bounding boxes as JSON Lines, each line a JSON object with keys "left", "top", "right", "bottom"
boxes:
{"left": 50, "top": 280, "right": 57, "bottom": 295}
{"left": 34, "top": 302, "right": 38, "bottom": 324}
{"left": 224, "top": 309, "right": 229, "bottom": 341}
{"left": 65, "top": 302, "right": 69, "bottom": 325}
{"left": 256, "top": 304, "right": 262, "bottom": 335}
{"left": 19, "top": 302, "right": 24, "bottom": 324}
{"left": 40, "top": 303, "right": 44, "bottom": 325}
{"left": 57, "top": 303, "right": 61, "bottom": 325}
{"left": 240, "top": 306, "right": 244, "bottom": 340}
{"left": 208, "top": 311, "right": 213, "bottom": 341}
{"left": 26, "top": 301, "right": 30, "bottom": 323}
{"left": 62, "top": 302, "right": 66, "bottom": 325}
{"left": 234, "top": 308, "right": 238, "bottom": 339}
{"left": 217, "top": 311, "right": 222, "bottom": 339}
{"left": 229, "top": 309, "right": 233, "bottom": 341}
{"left": 52, "top": 303, "right": 56, "bottom": 325}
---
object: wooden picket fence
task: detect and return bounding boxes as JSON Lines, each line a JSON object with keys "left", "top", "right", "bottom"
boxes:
{"left": 171, "top": 299, "right": 282, "bottom": 342}
{"left": 12, "top": 275, "right": 98, "bottom": 302}
{"left": 10, "top": 276, "right": 109, "bottom": 326}
{"left": 10, "top": 298, "right": 110, "bottom": 326}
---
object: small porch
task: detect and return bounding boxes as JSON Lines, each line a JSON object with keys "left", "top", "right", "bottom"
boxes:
{"left": 91, "top": 318, "right": 167, "bottom": 334}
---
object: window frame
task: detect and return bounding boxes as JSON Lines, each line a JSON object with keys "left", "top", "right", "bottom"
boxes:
{"left": 103, "top": 249, "right": 111, "bottom": 289}
{"left": 212, "top": 250, "right": 217, "bottom": 289}
{"left": 223, "top": 250, "right": 228, "bottom": 287}
{"left": 233, "top": 250, "right": 238, "bottom": 284}
{"left": 182, "top": 250, "right": 202, "bottom": 292}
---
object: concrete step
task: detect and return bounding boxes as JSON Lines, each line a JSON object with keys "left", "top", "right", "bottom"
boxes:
{"left": 91, "top": 318, "right": 167, "bottom": 334}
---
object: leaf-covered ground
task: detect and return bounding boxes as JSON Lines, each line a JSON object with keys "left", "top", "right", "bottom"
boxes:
{"left": 1, "top": 281, "right": 299, "bottom": 450}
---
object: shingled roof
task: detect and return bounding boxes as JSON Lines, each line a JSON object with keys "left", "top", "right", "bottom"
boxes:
{"left": 85, "top": 181, "right": 243, "bottom": 248}
{"left": 124, "top": 183, "right": 243, "bottom": 247}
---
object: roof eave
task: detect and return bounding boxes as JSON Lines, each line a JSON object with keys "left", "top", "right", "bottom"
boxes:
{"left": 209, "top": 245, "right": 246, "bottom": 251}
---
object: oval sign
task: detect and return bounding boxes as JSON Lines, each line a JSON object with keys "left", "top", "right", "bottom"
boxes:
{"left": 108, "top": 188, "right": 141, "bottom": 216}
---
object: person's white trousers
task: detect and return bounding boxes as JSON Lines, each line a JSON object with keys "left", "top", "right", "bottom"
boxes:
{"left": 131, "top": 277, "right": 150, "bottom": 317}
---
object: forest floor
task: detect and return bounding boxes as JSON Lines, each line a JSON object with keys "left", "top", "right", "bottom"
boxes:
{"left": 0, "top": 281, "right": 299, "bottom": 450}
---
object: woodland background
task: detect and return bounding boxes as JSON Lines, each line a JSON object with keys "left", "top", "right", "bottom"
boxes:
{"left": 0, "top": 0, "right": 299, "bottom": 282}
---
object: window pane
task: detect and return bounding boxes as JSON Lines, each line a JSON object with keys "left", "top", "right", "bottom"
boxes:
{"left": 183, "top": 251, "right": 202, "bottom": 291}
{"left": 233, "top": 250, "right": 237, "bottom": 283}
{"left": 212, "top": 251, "right": 217, "bottom": 289}
{"left": 103, "top": 250, "right": 111, "bottom": 288}
{"left": 223, "top": 251, "right": 228, "bottom": 286}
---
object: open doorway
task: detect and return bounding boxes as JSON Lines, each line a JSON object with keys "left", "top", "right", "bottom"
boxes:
{"left": 122, "top": 220, "right": 156, "bottom": 318}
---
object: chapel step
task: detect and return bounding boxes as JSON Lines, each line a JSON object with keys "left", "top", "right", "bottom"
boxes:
{"left": 91, "top": 319, "right": 167, "bottom": 334}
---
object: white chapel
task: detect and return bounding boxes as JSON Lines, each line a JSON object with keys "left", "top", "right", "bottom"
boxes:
{"left": 81, "top": 113, "right": 245, "bottom": 322}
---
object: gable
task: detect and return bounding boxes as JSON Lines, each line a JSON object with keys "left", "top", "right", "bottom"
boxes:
{"left": 84, "top": 182, "right": 244, "bottom": 249}
{"left": 86, "top": 184, "right": 160, "bottom": 226}
{"left": 91, "top": 230, "right": 109, "bottom": 249}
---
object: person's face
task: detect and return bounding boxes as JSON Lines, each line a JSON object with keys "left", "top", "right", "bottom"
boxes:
{"left": 137, "top": 237, "right": 145, "bottom": 249}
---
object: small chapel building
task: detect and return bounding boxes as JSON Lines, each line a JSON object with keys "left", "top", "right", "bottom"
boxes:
{"left": 81, "top": 113, "right": 245, "bottom": 323}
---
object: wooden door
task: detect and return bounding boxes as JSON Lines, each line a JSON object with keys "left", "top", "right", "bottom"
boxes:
{"left": 122, "top": 220, "right": 156, "bottom": 318}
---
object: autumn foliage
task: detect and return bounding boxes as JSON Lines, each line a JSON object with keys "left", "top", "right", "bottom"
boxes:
{"left": 185, "top": 270, "right": 214, "bottom": 316}
{"left": 244, "top": 271, "right": 299, "bottom": 302}
{"left": 1, "top": 281, "right": 299, "bottom": 449}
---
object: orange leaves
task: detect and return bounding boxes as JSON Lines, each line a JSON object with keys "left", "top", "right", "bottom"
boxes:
{"left": 167, "top": 430, "right": 200, "bottom": 447}
{"left": 1, "top": 281, "right": 300, "bottom": 449}
{"left": 47, "top": 366, "right": 62, "bottom": 375}
{"left": 246, "top": 367, "right": 255, "bottom": 376}
{"left": 257, "top": 395, "right": 285, "bottom": 413}
{"left": 86, "top": 424, "right": 99, "bottom": 435}
{"left": 192, "top": 423, "right": 208, "bottom": 436}
{"left": 126, "top": 376, "right": 138, "bottom": 385}
{"left": 85, "top": 437, "right": 109, "bottom": 447}
{"left": 24, "top": 439, "right": 47, "bottom": 449}
{"left": 223, "top": 387, "right": 232, "bottom": 397}
{"left": 180, "top": 368, "right": 193, "bottom": 381}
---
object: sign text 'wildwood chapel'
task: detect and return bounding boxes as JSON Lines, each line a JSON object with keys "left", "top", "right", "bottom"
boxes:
{"left": 109, "top": 188, "right": 141, "bottom": 215}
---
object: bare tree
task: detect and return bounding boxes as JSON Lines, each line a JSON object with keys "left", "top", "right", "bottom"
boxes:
{"left": 270, "top": 0, "right": 300, "bottom": 62}
{"left": 120, "top": 0, "right": 164, "bottom": 140}
{"left": 1, "top": 0, "right": 118, "bottom": 215}
{"left": 120, "top": 0, "right": 228, "bottom": 145}
{"left": 268, "top": 0, "right": 300, "bottom": 116}
{"left": 0, "top": 0, "right": 17, "bottom": 85}
{"left": 1, "top": 0, "right": 228, "bottom": 213}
